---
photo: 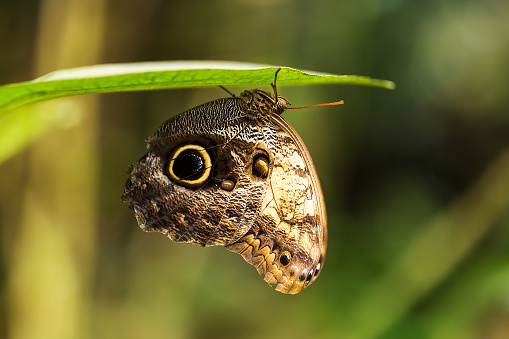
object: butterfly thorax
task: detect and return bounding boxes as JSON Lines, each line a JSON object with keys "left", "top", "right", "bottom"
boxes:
{"left": 239, "top": 89, "right": 290, "bottom": 118}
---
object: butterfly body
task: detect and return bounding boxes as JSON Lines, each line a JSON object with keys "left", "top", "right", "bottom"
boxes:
{"left": 123, "top": 88, "right": 327, "bottom": 294}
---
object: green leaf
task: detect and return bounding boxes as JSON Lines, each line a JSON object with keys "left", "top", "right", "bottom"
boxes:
{"left": 0, "top": 61, "right": 395, "bottom": 163}
{"left": 0, "top": 61, "right": 395, "bottom": 114}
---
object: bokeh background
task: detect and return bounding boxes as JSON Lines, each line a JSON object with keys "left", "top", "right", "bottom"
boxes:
{"left": 1, "top": 0, "right": 509, "bottom": 338}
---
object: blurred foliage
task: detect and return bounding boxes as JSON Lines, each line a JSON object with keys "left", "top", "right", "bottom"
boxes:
{"left": 1, "top": 0, "right": 509, "bottom": 339}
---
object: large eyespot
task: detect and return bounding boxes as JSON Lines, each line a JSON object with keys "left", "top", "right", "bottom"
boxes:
{"left": 167, "top": 144, "right": 212, "bottom": 188}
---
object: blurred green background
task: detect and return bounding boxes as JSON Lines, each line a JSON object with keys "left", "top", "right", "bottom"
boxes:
{"left": 1, "top": 0, "right": 509, "bottom": 338}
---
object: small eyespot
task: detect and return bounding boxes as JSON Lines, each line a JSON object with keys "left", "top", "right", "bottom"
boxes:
{"left": 314, "top": 262, "right": 321, "bottom": 276}
{"left": 252, "top": 155, "right": 269, "bottom": 178}
{"left": 315, "top": 255, "right": 324, "bottom": 276}
{"left": 167, "top": 144, "right": 212, "bottom": 188}
{"left": 220, "top": 179, "right": 236, "bottom": 191}
{"left": 279, "top": 251, "right": 292, "bottom": 267}
{"left": 306, "top": 269, "right": 314, "bottom": 282}
{"left": 299, "top": 271, "right": 307, "bottom": 282}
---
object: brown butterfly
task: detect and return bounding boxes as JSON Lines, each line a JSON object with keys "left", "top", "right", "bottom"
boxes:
{"left": 122, "top": 69, "right": 342, "bottom": 294}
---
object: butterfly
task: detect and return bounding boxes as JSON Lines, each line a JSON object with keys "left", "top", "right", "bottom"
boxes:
{"left": 122, "top": 69, "right": 342, "bottom": 293}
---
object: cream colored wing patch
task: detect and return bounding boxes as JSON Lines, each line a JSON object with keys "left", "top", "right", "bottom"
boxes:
{"left": 226, "top": 115, "right": 327, "bottom": 294}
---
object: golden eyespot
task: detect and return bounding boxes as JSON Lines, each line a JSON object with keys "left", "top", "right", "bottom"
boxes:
{"left": 167, "top": 144, "right": 212, "bottom": 188}
{"left": 253, "top": 155, "right": 269, "bottom": 178}
{"left": 220, "top": 179, "right": 236, "bottom": 191}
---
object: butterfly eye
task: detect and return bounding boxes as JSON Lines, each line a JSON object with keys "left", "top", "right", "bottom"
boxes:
{"left": 279, "top": 251, "right": 292, "bottom": 267}
{"left": 167, "top": 144, "right": 212, "bottom": 188}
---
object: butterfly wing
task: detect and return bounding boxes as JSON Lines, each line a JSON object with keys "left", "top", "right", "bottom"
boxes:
{"left": 122, "top": 98, "right": 272, "bottom": 247}
{"left": 123, "top": 96, "right": 327, "bottom": 294}
{"left": 226, "top": 114, "right": 327, "bottom": 294}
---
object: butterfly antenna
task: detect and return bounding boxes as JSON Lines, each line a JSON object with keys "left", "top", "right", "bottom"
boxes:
{"left": 271, "top": 67, "right": 282, "bottom": 101}
{"left": 288, "top": 100, "right": 345, "bottom": 109}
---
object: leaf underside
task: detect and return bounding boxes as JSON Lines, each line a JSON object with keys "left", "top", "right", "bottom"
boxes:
{"left": 0, "top": 61, "right": 395, "bottom": 114}
{"left": 0, "top": 61, "right": 395, "bottom": 163}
